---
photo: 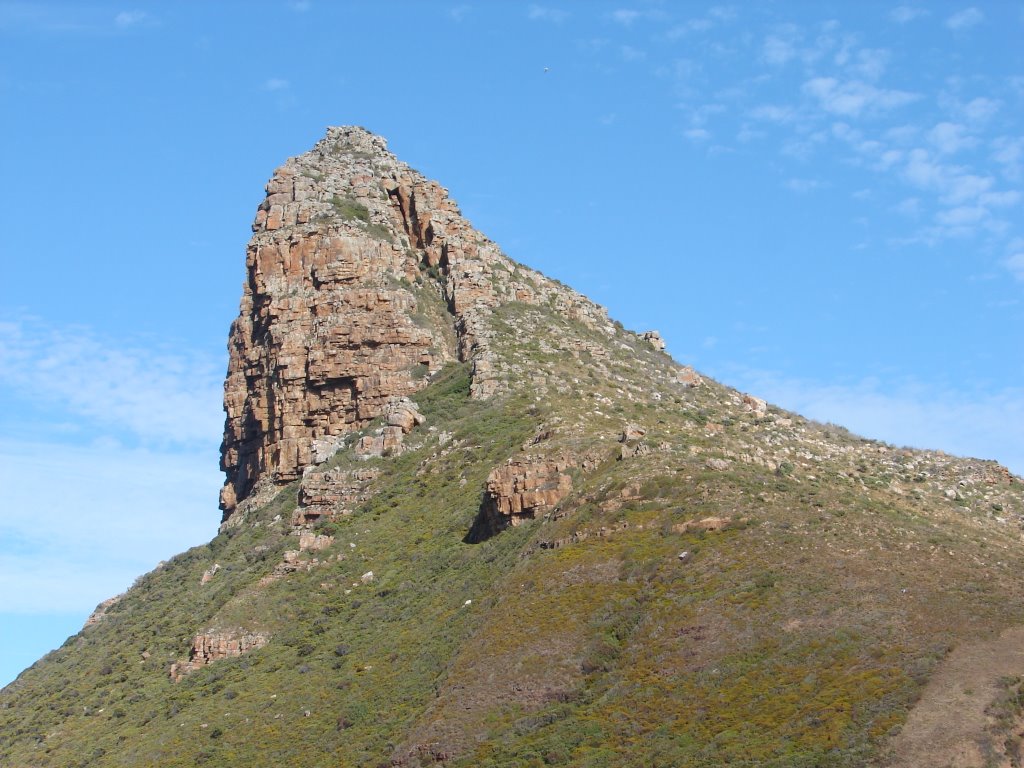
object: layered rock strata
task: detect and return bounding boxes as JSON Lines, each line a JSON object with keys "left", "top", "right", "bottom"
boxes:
{"left": 169, "top": 630, "right": 270, "bottom": 682}
{"left": 469, "top": 455, "right": 575, "bottom": 540}
{"left": 220, "top": 126, "right": 613, "bottom": 522}
{"left": 294, "top": 467, "right": 380, "bottom": 526}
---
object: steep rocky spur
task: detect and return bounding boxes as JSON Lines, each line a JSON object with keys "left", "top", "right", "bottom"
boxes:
{"left": 220, "top": 127, "right": 610, "bottom": 522}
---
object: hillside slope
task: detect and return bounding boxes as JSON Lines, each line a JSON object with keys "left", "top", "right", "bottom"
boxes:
{"left": 2, "top": 127, "right": 1023, "bottom": 768}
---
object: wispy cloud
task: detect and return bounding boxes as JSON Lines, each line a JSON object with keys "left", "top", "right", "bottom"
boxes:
{"left": 927, "top": 121, "right": 976, "bottom": 154}
{"left": 0, "top": 439, "right": 220, "bottom": 613}
{"left": 852, "top": 48, "right": 889, "bottom": 81}
{"left": 802, "top": 77, "right": 920, "bottom": 118}
{"left": 620, "top": 44, "right": 645, "bottom": 61}
{"left": 113, "top": 9, "right": 147, "bottom": 28}
{"left": 666, "top": 7, "right": 736, "bottom": 39}
{"left": 1007, "top": 256, "right": 1024, "bottom": 280}
{"left": 785, "top": 177, "right": 824, "bottom": 193}
{"left": 289, "top": 0, "right": 311, "bottom": 11}
{"left": 264, "top": 77, "right": 290, "bottom": 91}
{"left": 946, "top": 7, "right": 984, "bottom": 30}
{"left": 527, "top": 5, "right": 568, "bottom": 23}
{"left": 961, "top": 96, "right": 1000, "bottom": 125}
{"left": 893, "top": 197, "right": 923, "bottom": 217}
{"left": 0, "top": 318, "right": 222, "bottom": 448}
{"left": 0, "top": 3, "right": 152, "bottom": 33}
{"left": 750, "top": 104, "right": 798, "bottom": 124}
{"left": 610, "top": 9, "right": 640, "bottom": 26}
{"left": 992, "top": 136, "right": 1024, "bottom": 181}
{"left": 762, "top": 25, "right": 800, "bottom": 66}
{"left": 889, "top": 6, "right": 928, "bottom": 24}
{"left": 608, "top": 7, "right": 665, "bottom": 26}
{"left": 903, "top": 149, "right": 993, "bottom": 204}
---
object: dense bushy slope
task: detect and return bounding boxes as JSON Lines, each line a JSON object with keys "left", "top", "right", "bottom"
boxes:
{"left": 3, "top": 129, "right": 1022, "bottom": 768}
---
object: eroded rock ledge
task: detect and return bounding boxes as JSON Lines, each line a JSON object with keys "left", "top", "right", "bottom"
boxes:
{"left": 169, "top": 630, "right": 269, "bottom": 682}
{"left": 467, "top": 455, "right": 575, "bottom": 541}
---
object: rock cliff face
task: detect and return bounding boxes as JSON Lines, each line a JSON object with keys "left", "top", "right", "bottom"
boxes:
{"left": 220, "top": 126, "right": 611, "bottom": 522}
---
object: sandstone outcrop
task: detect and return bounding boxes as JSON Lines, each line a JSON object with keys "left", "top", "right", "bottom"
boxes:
{"left": 294, "top": 466, "right": 380, "bottom": 525}
{"left": 468, "top": 455, "right": 574, "bottom": 540}
{"left": 170, "top": 630, "right": 270, "bottom": 681}
{"left": 641, "top": 330, "right": 666, "bottom": 351}
{"left": 220, "top": 127, "right": 615, "bottom": 522}
{"left": 676, "top": 366, "right": 703, "bottom": 388}
{"left": 672, "top": 516, "right": 748, "bottom": 534}
{"left": 83, "top": 594, "right": 124, "bottom": 629}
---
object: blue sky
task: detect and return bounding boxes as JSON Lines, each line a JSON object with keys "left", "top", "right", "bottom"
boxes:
{"left": 1, "top": 0, "right": 1021, "bottom": 687}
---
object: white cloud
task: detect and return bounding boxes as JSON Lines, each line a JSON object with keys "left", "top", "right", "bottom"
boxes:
{"left": 527, "top": 5, "right": 568, "bottom": 23}
{"left": 607, "top": 7, "right": 666, "bottom": 25}
{"left": 736, "top": 125, "right": 765, "bottom": 142}
{"left": 0, "top": 316, "right": 223, "bottom": 652}
{"left": 894, "top": 197, "right": 922, "bottom": 217}
{"left": 935, "top": 204, "right": 987, "bottom": 229}
{"left": 730, "top": 370, "right": 1024, "bottom": 477}
{"left": 785, "top": 178, "right": 823, "bottom": 193}
{"left": 961, "top": 96, "right": 1000, "bottom": 125}
{"left": 0, "top": 439, "right": 220, "bottom": 613}
{"left": 991, "top": 136, "right": 1024, "bottom": 180}
{"left": 874, "top": 148, "right": 904, "bottom": 171}
{"left": 940, "top": 172, "right": 992, "bottom": 205}
{"left": 750, "top": 104, "right": 798, "bottom": 123}
{"left": 928, "top": 122, "right": 976, "bottom": 154}
{"left": 853, "top": 48, "right": 889, "bottom": 81}
{"left": 289, "top": 0, "right": 311, "bottom": 11}
{"left": 264, "top": 77, "right": 290, "bottom": 91}
{"left": 1006, "top": 250, "right": 1024, "bottom": 281}
{"left": 708, "top": 6, "right": 737, "bottom": 22}
{"left": 620, "top": 44, "right": 645, "bottom": 61}
{"left": 687, "top": 102, "right": 725, "bottom": 128}
{"left": 666, "top": 17, "right": 714, "bottom": 38}
{"left": 903, "top": 148, "right": 946, "bottom": 189}
{"left": 684, "top": 128, "right": 711, "bottom": 141}
{"left": 885, "top": 124, "right": 920, "bottom": 145}
{"left": 781, "top": 131, "right": 827, "bottom": 160}
{"left": 763, "top": 28, "right": 799, "bottom": 66}
{"left": 946, "top": 7, "right": 984, "bottom": 30}
{"left": 113, "top": 10, "right": 146, "bottom": 28}
{"left": 979, "top": 190, "right": 1021, "bottom": 208}
{"left": 901, "top": 149, "right": 997, "bottom": 204}
{"left": 610, "top": 9, "right": 639, "bottom": 25}
{"left": 0, "top": 4, "right": 152, "bottom": 33}
{"left": 803, "top": 77, "right": 919, "bottom": 117}
{"left": 0, "top": 319, "right": 222, "bottom": 448}
{"left": 889, "top": 6, "right": 928, "bottom": 23}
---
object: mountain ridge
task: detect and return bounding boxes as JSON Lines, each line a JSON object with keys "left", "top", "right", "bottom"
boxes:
{"left": 2, "top": 127, "right": 1023, "bottom": 768}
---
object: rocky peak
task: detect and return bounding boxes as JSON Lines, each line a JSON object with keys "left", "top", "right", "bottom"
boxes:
{"left": 219, "top": 126, "right": 612, "bottom": 522}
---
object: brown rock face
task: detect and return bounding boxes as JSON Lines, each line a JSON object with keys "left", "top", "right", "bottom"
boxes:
{"left": 294, "top": 466, "right": 380, "bottom": 525}
{"left": 169, "top": 630, "right": 269, "bottom": 682}
{"left": 467, "top": 456, "right": 574, "bottom": 540}
{"left": 220, "top": 127, "right": 615, "bottom": 523}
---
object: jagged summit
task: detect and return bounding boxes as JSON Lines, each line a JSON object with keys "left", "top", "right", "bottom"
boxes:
{"left": 3, "top": 130, "right": 1024, "bottom": 768}
{"left": 220, "top": 126, "right": 617, "bottom": 521}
